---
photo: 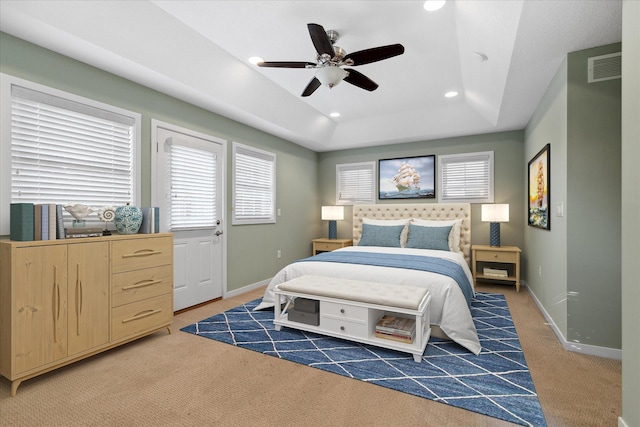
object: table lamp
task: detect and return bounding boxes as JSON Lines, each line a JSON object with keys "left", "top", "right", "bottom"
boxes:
{"left": 481, "top": 204, "right": 509, "bottom": 247}
{"left": 321, "top": 206, "right": 344, "bottom": 239}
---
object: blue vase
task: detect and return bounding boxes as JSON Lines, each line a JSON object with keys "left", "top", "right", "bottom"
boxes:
{"left": 114, "top": 205, "right": 143, "bottom": 234}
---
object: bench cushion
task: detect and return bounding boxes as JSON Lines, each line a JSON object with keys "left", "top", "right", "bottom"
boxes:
{"left": 276, "top": 275, "right": 428, "bottom": 310}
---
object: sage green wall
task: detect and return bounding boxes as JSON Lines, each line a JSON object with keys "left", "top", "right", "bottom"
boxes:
{"left": 524, "top": 58, "right": 569, "bottom": 339}
{"left": 318, "top": 131, "right": 525, "bottom": 250}
{"left": 525, "top": 43, "right": 622, "bottom": 350}
{"left": 621, "top": 1, "right": 640, "bottom": 425}
{"left": 0, "top": 32, "right": 320, "bottom": 292}
{"left": 567, "top": 44, "right": 621, "bottom": 348}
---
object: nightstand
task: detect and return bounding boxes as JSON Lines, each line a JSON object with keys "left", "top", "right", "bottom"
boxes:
{"left": 312, "top": 238, "right": 352, "bottom": 255}
{"left": 472, "top": 245, "right": 521, "bottom": 292}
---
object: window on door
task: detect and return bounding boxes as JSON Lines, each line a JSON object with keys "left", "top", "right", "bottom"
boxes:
{"left": 166, "top": 138, "right": 217, "bottom": 231}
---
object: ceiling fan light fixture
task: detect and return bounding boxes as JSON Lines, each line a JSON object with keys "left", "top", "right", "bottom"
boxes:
{"left": 259, "top": 23, "right": 405, "bottom": 97}
{"left": 248, "top": 56, "right": 264, "bottom": 65}
{"left": 445, "top": 91, "right": 459, "bottom": 98}
{"left": 315, "top": 66, "right": 348, "bottom": 88}
{"left": 330, "top": 112, "right": 341, "bottom": 118}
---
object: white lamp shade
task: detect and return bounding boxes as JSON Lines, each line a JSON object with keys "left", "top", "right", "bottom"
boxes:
{"left": 481, "top": 204, "right": 509, "bottom": 222}
{"left": 321, "top": 206, "right": 344, "bottom": 221}
{"left": 316, "top": 66, "right": 347, "bottom": 88}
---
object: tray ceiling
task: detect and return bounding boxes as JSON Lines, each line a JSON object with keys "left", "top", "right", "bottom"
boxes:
{"left": 0, "top": 1, "right": 622, "bottom": 152}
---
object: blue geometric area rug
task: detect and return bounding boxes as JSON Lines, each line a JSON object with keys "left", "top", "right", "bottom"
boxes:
{"left": 181, "top": 292, "right": 546, "bottom": 427}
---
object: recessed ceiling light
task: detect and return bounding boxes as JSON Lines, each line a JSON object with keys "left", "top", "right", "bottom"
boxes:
{"left": 248, "top": 56, "right": 263, "bottom": 65}
{"left": 445, "top": 91, "right": 459, "bottom": 98}
{"left": 424, "top": 0, "right": 446, "bottom": 12}
{"left": 330, "top": 112, "right": 341, "bottom": 118}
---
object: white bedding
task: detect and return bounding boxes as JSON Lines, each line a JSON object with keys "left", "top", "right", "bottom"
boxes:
{"left": 255, "top": 245, "right": 481, "bottom": 355}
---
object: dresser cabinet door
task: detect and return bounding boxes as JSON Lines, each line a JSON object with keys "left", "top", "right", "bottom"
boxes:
{"left": 67, "top": 242, "right": 110, "bottom": 355}
{"left": 13, "top": 245, "right": 68, "bottom": 374}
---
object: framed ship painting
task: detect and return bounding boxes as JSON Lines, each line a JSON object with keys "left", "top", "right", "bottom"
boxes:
{"left": 378, "top": 155, "right": 435, "bottom": 199}
{"left": 528, "top": 144, "right": 550, "bottom": 230}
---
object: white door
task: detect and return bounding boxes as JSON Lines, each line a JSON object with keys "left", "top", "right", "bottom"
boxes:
{"left": 152, "top": 120, "right": 225, "bottom": 311}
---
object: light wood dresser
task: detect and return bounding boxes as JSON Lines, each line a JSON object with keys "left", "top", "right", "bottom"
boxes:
{"left": 0, "top": 233, "right": 173, "bottom": 396}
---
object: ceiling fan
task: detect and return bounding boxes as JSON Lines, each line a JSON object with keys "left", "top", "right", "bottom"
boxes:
{"left": 257, "top": 23, "right": 405, "bottom": 97}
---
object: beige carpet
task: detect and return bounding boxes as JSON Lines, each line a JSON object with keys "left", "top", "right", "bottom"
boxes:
{"left": 0, "top": 283, "right": 621, "bottom": 426}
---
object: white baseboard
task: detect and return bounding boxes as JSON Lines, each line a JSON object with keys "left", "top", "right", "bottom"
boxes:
{"left": 223, "top": 278, "right": 270, "bottom": 299}
{"left": 524, "top": 282, "right": 622, "bottom": 360}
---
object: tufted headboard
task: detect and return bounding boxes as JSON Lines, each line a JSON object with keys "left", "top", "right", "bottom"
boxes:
{"left": 352, "top": 203, "right": 471, "bottom": 266}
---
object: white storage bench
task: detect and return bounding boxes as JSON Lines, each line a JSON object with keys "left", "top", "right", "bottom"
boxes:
{"left": 273, "top": 275, "right": 432, "bottom": 362}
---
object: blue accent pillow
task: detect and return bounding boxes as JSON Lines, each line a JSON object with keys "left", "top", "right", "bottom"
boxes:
{"left": 358, "top": 224, "right": 405, "bottom": 247}
{"left": 406, "top": 224, "right": 452, "bottom": 251}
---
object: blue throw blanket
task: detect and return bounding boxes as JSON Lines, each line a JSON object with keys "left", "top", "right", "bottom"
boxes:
{"left": 296, "top": 251, "right": 474, "bottom": 306}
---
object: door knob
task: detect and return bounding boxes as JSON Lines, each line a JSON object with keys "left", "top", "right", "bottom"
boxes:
{"left": 215, "top": 230, "right": 223, "bottom": 236}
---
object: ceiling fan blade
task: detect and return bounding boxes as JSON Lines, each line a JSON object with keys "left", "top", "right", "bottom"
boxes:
{"left": 307, "top": 23, "right": 335, "bottom": 57}
{"left": 257, "top": 61, "right": 315, "bottom": 68}
{"left": 344, "top": 44, "right": 405, "bottom": 66}
{"left": 343, "top": 69, "right": 378, "bottom": 91}
{"left": 301, "top": 77, "right": 321, "bottom": 97}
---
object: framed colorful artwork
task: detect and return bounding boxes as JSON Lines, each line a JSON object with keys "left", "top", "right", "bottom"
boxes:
{"left": 378, "top": 155, "right": 435, "bottom": 199}
{"left": 528, "top": 144, "right": 550, "bottom": 230}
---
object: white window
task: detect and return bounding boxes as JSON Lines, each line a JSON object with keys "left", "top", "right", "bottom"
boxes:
{"left": 0, "top": 74, "right": 141, "bottom": 233}
{"left": 167, "top": 138, "right": 217, "bottom": 230}
{"left": 232, "top": 142, "right": 276, "bottom": 225}
{"left": 336, "top": 161, "right": 375, "bottom": 205}
{"left": 438, "top": 151, "right": 494, "bottom": 203}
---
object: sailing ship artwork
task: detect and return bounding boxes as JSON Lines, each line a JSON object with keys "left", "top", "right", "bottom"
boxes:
{"left": 379, "top": 155, "right": 435, "bottom": 199}
{"left": 527, "top": 144, "right": 550, "bottom": 230}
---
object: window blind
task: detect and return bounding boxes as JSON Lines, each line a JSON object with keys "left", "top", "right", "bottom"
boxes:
{"left": 169, "top": 143, "right": 216, "bottom": 230}
{"left": 336, "top": 162, "right": 375, "bottom": 205}
{"left": 10, "top": 84, "right": 135, "bottom": 208}
{"left": 233, "top": 143, "right": 276, "bottom": 224}
{"left": 439, "top": 151, "right": 494, "bottom": 203}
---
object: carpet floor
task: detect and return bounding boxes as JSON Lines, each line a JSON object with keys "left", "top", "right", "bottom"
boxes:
{"left": 181, "top": 292, "right": 546, "bottom": 427}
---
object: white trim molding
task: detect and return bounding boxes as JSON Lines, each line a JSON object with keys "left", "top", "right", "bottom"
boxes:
{"left": 224, "top": 278, "right": 271, "bottom": 299}
{"left": 525, "top": 281, "right": 622, "bottom": 360}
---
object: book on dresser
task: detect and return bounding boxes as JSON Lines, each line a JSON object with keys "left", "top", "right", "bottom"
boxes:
{"left": 64, "top": 227, "right": 104, "bottom": 238}
{"left": 375, "top": 315, "right": 416, "bottom": 343}
{"left": 9, "top": 203, "right": 35, "bottom": 241}
{"left": 139, "top": 207, "right": 160, "bottom": 234}
{"left": 11, "top": 203, "right": 67, "bottom": 241}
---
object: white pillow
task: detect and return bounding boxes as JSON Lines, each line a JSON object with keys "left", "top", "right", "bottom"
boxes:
{"left": 362, "top": 218, "right": 411, "bottom": 247}
{"left": 411, "top": 218, "right": 463, "bottom": 253}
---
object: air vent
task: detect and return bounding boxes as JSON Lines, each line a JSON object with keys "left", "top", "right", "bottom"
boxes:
{"left": 588, "top": 52, "right": 621, "bottom": 83}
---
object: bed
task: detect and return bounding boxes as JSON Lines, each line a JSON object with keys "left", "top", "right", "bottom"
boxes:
{"left": 255, "top": 203, "right": 481, "bottom": 355}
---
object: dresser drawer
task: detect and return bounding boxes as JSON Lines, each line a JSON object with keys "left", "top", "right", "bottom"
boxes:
{"left": 475, "top": 250, "right": 517, "bottom": 263}
{"left": 111, "top": 294, "right": 172, "bottom": 341}
{"left": 111, "top": 237, "right": 172, "bottom": 273}
{"left": 322, "top": 301, "right": 367, "bottom": 321}
{"left": 320, "top": 316, "right": 368, "bottom": 339}
{"left": 112, "top": 265, "right": 173, "bottom": 307}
